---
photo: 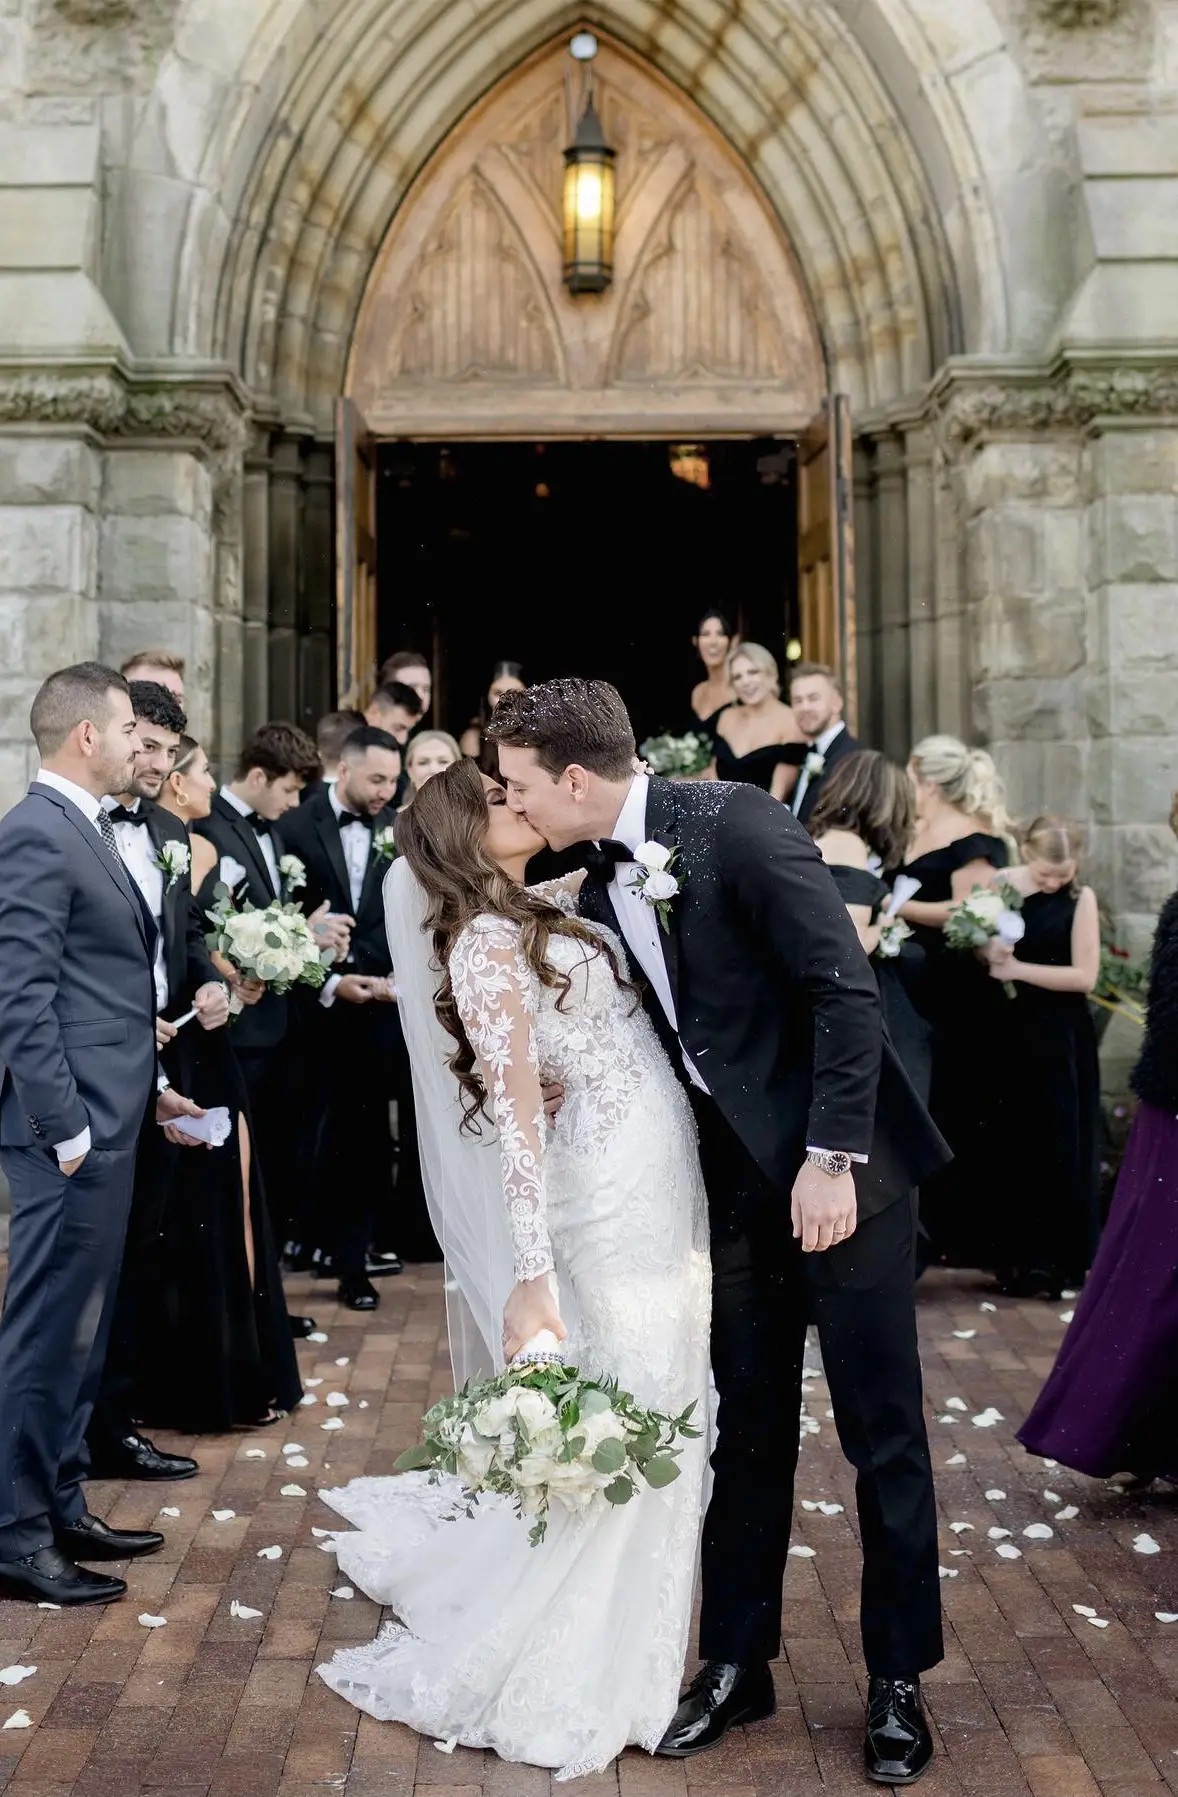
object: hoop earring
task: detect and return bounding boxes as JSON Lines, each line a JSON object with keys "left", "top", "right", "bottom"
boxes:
{"left": 175, "top": 788, "right": 190, "bottom": 811}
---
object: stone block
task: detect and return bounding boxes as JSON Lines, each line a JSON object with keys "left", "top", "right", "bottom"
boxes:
{"left": 0, "top": 187, "right": 98, "bottom": 271}
{"left": 1086, "top": 176, "right": 1178, "bottom": 260}
{"left": 958, "top": 440, "right": 1084, "bottom": 513}
{"left": 1042, "top": 509, "right": 1084, "bottom": 594}
{"left": 972, "top": 592, "right": 1086, "bottom": 680}
{"left": 0, "top": 122, "right": 99, "bottom": 184}
{"left": 1095, "top": 582, "right": 1178, "bottom": 669}
{"left": 100, "top": 598, "right": 202, "bottom": 671}
{"left": 1114, "top": 824, "right": 1178, "bottom": 917}
{"left": 973, "top": 674, "right": 1086, "bottom": 742}
{"left": 0, "top": 590, "right": 96, "bottom": 674}
{"left": 1088, "top": 736, "right": 1178, "bottom": 826}
{"left": 1, "top": 504, "right": 96, "bottom": 593}
{"left": 102, "top": 448, "right": 211, "bottom": 523}
{"left": 0, "top": 740, "right": 36, "bottom": 820}
{"left": 1088, "top": 494, "right": 1178, "bottom": 586}
{"left": 0, "top": 436, "right": 101, "bottom": 507}
{"left": 1090, "top": 429, "right": 1178, "bottom": 498}
{"left": 988, "top": 738, "right": 1088, "bottom": 820}
{"left": 1088, "top": 666, "right": 1178, "bottom": 737}
{"left": 0, "top": 270, "right": 127, "bottom": 355}
{"left": 1077, "top": 108, "right": 1178, "bottom": 178}
{"left": 99, "top": 513, "right": 211, "bottom": 609}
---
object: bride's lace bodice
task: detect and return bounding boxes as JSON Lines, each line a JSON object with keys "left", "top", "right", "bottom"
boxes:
{"left": 449, "top": 899, "right": 672, "bottom": 1285}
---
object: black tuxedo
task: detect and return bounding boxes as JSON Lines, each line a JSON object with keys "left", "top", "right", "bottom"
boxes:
{"left": 579, "top": 777, "right": 946, "bottom": 1677}
{"left": 89, "top": 800, "right": 224, "bottom": 1456}
{"left": 793, "top": 724, "right": 860, "bottom": 828}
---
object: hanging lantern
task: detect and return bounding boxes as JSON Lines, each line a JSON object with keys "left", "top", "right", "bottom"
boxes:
{"left": 562, "top": 94, "right": 616, "bottom": 295}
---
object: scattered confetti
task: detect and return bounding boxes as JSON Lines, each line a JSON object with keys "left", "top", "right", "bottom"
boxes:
{"left": 945, "top": 1453, "right": 966, "bottom": 1467}
{"left": 299, "top": 1395, "right": 318, "bottom": 1407}
{"left": 2, "top": 1711, "right": 31, "bottom": 1729}
{"left": 138, "top": 1614, "right": 167, "bottom": 1628}
{"left": 945, "top": 1398, "right": 968, "bottom": 1412}
{"left": 788, "top": 1544, "right": 816, "bottom": 1558}
{"left": 307, "top": 1331, "right": 328, "bottom": 1343}
{"left": 256, "top": 1546, "right": 282, "bottom": 1560}
{"left": 311, "top": 1527, "right": 332, "bottom": 1538}
{"left": 1134, "top": 1534, "right": 1161, "bottom": 1556}
{"left": 1043, "top": 1489, "right": 1061, "bottom": 1504}
{"left": 1061, "top": 1289, "right": 1077, "bottom": 1300}
{"left": 325, "top": 1392, "right": 349, "bottom": 1407}
{"left": 282, "top": 1443, "right": 304, "bottom": 1455}
{"left": 937, "top": 1414, "right": 958, "bottom": 1425}
{"left": 244, "top": 1448, "right": 267, "bottom": 1459}
{"left": 229, "top": 1601, "right": 263, "bottom": 1620}
{"left": 1155, "top": 1613, "right": 1178, "bottom": 1624}
{"left": 988, "top": 1527, "right": 1012, "bottom": 1540}
{"left": 159, "top": 1506, "right": 180, "bottom": 1518}
{"left": 949, "top": 1521, "right": 974, "bottom": 1534}
{"left": 952, "top": 1330, "right": 977, "bottom": 1340}
{"left": 938, "top": 1566, "right": 959, "bottom": 1579}
{"left": 985, "top": 1489, "right": 1007, "bottom": 1501}
{"left": 0, "top": 1668, "right": 35, "bottom": 1687}
{"left": 285, "top": 1456, "right": 309, "bottom": 1469}
{"left": 334, "top": 1357, "right": 350, "bottom": 1367}
{"left": 434, "top": 1737, "right": 458, "bottom": 1754}
{"left": 211, "top": 1510, "right": 235, "bottom": 1522}
{"left": 1086, "top": 1617, "right": 1110, "bottom": 1629}
{"left": 35, "top": 1604, "right": 59, "bottom": 1611}
{"left": 304, "top": 1378, "right": 323, "bottom": 1388}
{"left": 1059, "top": 1311, "right": 1075, "bottom": 1324}
{"left": 1023, "top": 1524, "right": 1054, "bottom": 1541}
{"left": 358, "top": 1401, "right": 369, "bottom": 1409}
{"left": 972, "top": 1408, "right": 1004, "bottom": 1428}
{"left": 995, "top": 1543, "right": 1022, "bottom": 1560}
{"left": 322, "top": 1418, "right": 344, "bottom": 1432}
{"left": 1073, "top": 1605, "right": 1098, "bottom": 1617}
{"left": 280, "top": 1484, "right": 307, "bottom": 1498}
{"left": 980, "top": 1301, "right": 997, "bottom": 1313}
{"left": 330, "top": 1585, "right": 355, "bottom": 1599}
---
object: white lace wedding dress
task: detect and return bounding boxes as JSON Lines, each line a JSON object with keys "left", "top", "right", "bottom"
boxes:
{"left": 316, "top": 899, "right": 711, "bottom": 1780}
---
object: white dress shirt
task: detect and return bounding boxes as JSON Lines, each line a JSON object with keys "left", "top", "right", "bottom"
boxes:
{"left": 220, "top": 784, "right": 279, "bottom": 896}
{"left": 103, "top": 797, "right": 168, "bottom": 1014}
{"left": 790, "top": 719, "right": 846, "bottom": 817}
{"left": 318, "top": 786, "right": 373, "bottom": 1008}
{"left": 32, "top": 770, "right": 108, "bottom": 1165}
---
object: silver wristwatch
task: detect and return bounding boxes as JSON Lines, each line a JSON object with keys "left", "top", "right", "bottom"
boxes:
{"left": 806, "top": 1148, "right": 853, "bottom": 1179}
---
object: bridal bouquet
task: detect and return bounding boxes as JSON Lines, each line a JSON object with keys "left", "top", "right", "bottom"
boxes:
{"left": 638, "top": 731, "right": 713, "bottom": 779}
{"left": 945, "top": 881, "right": 1025, "bottom": 996}
{"left": 395, "top": 1361, "right": 700, "bottom": 1547}
{"left": 205, "top": 885, "right": 329, "bottom": 998}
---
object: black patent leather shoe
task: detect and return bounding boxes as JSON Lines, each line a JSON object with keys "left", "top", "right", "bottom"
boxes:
{"left": 337, "top": 1274, "right": 379, "bottom": 1311}
{"left": 56, "top": 1512, "right": 164, "bottom": 1562}
{"left": 288, "top": 1314, "right": 318, "bottom": 1338}
{"left": 864, "top": 1676, "right": 934, "bottom": 1785}
{"left": 0, "top": 1544, "right": 126, "bottom": 1605}
{"left": 88, "top": 1432, "right": 199, "bottom": 1482}
{"left": 367, "top": 1250, "right": 402, "bottom": 1277}
{"left": 655, "top": 1660, "right": 775, "bottom": 1757}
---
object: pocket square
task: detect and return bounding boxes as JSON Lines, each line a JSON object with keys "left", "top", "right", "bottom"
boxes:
{"left": 219, "top": 855, "right": 248, "bottom": 891}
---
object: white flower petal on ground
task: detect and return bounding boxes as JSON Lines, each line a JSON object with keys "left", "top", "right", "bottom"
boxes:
{"left": 307, "top": 1332, "right": 328, "bottom": 1343}
{"left": 285, "top": 1456, "right": 309, "bottom": 1469}
{"left": 299, "top": 1395, "right": 318, "bottom": 1407}
{"left": 229, "top": 1601, "right": 263, "bottom": 1620}
{"left": 801, "top": 1500, "right": 818, "bottom": 1511}
{"left": 1086, "top": 1617, "right": 1110, "bottom": 1629}
{"left": 995, "top": 1544, "right": 1022, "bottom": 1560}
{"left": 938, "top": 1566, "right": 959, "bottom": 1579}
{"left": 358, "top": 1401, "right": 369, "bottom": 1410}
{"left": 138, "top": 1614, "right": 167, "bottom": 1628}
{"left": 311, "top": 1527, "right": 332, "bottom": 1538}
{"left": 816, "top": 1502, "right": 843, "bottom": 1516}
{"left": 334, "top": 1357, "right": 350, "bottom": 1367}
{"left": 1073, "top": 1605, "right": 1098, "bottom": 1617}
{"left": 35, "top": 1604, "right": 59, "bottom": 1611}
{"left": 788, "top": 1545, "right": 816, "bottom": 1558}
{"left": 945, "top": 1454, "right": 966, "bottom": 1467}
{"left": 988, "top": 1528, "right": 1012, "bottom": 1540}
{"left": 1043, "top": 1489, "right": 1061, "bottom": 1504}
{"left": 937, "top": 1415, "right": 958, "bottom": 1425}
{"left": 949, "top": 1522, "right": 974, "bottom": 1534}
{"left": 0, "top": 1668, "right": 35, "bottom": 1687}
{"left": 985, "top": 1490, "right": 1007, "bottom": 1502}
{"left": 244, "top": 1449, "right": 266, "bottom": 1459}
{"left": 434, "top": 1737, "right": 459, "bottom": 1755}
{"left": 953, "top": 1331, "right": 977, "bottom": 1340}
{"left": 2, "top": 1711, "right": 32, "bottom": 1729}
{"left": 1055, "top": 1506, "right": 1079, "bottom": 1521}
{"left": 330, "top": 1586, "right": 354, "bottom": 1600}
{"left": 281, "top": 1443, "right": 304, "bottom": 1455}
{"left": 980, "top": 1302, "right": 997, "bottom": 1313}
{"left": 304, "top": 1379, "right": 323, "bottom": 1389}
{"left": 972, "top": 1409, "right": 1004, "bottom": 1428}
{"left": 211, "top": 1510, "right": 235, "bottom": 1522}
{"left": 1134, "top": 1534, "right": 1161, "bottom": 1556}
{"left": 256, "top": 1546, "right": 282, "bottom": 1560}
{"left": 945, "top": 1398, "right": 968, "bottom": 1412}
{"left": 1155, "top": 1613, "right": 1178, "bottom": 1623}
{"left": 325, "top": 1393, "right": 348, "bottom": 1407}
{"left": 159, "top": 1506, "right": 180, "bottom": 1518}
{"left": 280, "top": 1484, "right": 306, "bottom": 1498}
{"left": 1061, "top": 1290, "right": 1077, "bottom": 1300}
{"left": 1023, "top": 1524, "right": 1054, "bottom": 1541}
{"left": 950, "top": 1550, "right": 972, "bottom": 1557}
{"left": 1059, "top": 1311, "right": 1075, "bottom": 1324}
{"left": 322, "top": 1418, "right": 344, "bottom": 1432}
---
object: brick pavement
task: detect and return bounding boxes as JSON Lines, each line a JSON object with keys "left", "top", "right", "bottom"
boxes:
{"left": 0, "top": 1264, "right": 1175, "bottom": 1797}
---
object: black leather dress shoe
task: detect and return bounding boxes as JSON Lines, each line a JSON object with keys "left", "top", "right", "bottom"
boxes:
{"left": 655, "top": 1660, "right": 775, "bottom": 1756}
{"left": 337, "top": 1274, "right": 379, "bottom": 1311}
{"left": 287, "top": 1314, "right": 318, "bottom": 1338}
{"left": 367, "top": 1250, "right": 402, "bottom": 1276}
{"left": 0, "top": 1544, "right": 126, "bottom": 1605}
{"left": 89, "top": 1432, "right": 199, "bottom": 1482}
{"left": 864, "top": 1676, "right": 934, "bottom": 1785}
{"left": 57, "top": 1512, "right": 164, "bottom": 1562}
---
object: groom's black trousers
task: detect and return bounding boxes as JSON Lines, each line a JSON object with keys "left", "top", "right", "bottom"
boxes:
{"left": 693, "top": 1096, "right": 943, "bottom": 1677}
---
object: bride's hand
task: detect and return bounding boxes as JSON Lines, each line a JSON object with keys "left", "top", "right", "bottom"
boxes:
{"left": 502, "top": 1278, "right": 567, "bottom": 1362}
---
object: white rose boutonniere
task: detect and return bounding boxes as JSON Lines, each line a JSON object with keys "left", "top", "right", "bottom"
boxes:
{"left": 804, "top": 750, "right": 826, "bottom": 778}
{"left": 278, "top": 853, "right": 306, "bottom": 894}
{"left": 628, "top": 840, "right": 682, "bottom": 934}
{"left": 155, "top": 840, "right": 190, "bottom": 891}
{"left": 372, "top": 825, "right": 397, "bottom": 863}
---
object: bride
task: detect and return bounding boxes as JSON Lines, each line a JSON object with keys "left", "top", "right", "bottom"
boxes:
{"left": 315, "top": 759, "right": 712, "bottom": 1780}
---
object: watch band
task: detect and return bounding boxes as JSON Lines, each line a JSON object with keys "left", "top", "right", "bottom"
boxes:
{"left": 806, "top": 1147, "right": 853, "bottom": 1179}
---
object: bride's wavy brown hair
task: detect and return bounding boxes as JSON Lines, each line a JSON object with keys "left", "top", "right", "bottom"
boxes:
{"left": 396, "top": 756, "right": 636, "bottom": 1129}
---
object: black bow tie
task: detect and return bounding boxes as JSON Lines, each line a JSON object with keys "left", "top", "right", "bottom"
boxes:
{"left": 584, "top": 838, "right": 633, "bottom": 882}
{"left": 107, "top": 804, "right": 148, "bottom": 827}
{"left": 337, "top": 809, "right": 374, "bottom": 832}
{"left": 247, "top": 813, "right": 272, "bottom": 837}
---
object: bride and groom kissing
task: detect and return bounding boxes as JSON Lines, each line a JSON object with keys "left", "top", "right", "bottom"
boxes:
{"left": 315, "top": 678, "right": 950, "bottom": 1787}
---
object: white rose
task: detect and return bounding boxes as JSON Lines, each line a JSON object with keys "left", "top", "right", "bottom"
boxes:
{"left": 578, "top": 1408, "right": 628, "bottom": 1458}
{"left": 967, "top": 890, "right": 1004, "bottom": 927}
{"left": 456, "top": 1423, "right": 496, "bottom": 1487}
{"left": 545, "top": 1457, "right": 609, "bottom": 1512}
{"left": 513, "top": 1388, "right": 558, "bottom": 1437}
{"left": 474, "top": 1391, "right": 518, "bottom": 1439}
{"left": 634, "top": 841, "right": 672, "bottom": 872}
{"left": 642, "top": 870, "right": 679, "bottom": 903}
{"left": 515, "top": 1447, "right": 558, "bottom": 1489}
{"left": 804, "top": 751, "right": 826, "bottom": 777}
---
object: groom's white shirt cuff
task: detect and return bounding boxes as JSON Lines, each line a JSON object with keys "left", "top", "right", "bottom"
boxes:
{"left": 55, "top": 1125, "right": 91, "bottom": 1163}
{"left": 808, "top": 1145, "right": 869, "bottom": 1164}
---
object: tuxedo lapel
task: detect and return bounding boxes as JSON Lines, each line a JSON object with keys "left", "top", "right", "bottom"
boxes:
{"left": 33, "top": 784, "right": 151, "bottom": 950}
{"left": 213, "top": 794, "right": 274, "bottom": 898}
{"left": 642, "top": 778, "right": 682, "bottom": 1009}
{"left": 144, "top": 805, "right": 182, "bottom": 980}
{"left": 313, "top": 796, "right": 354, "bottom": 915}
{"left": 357, "top": 805, "right": 395, "bottom": 919}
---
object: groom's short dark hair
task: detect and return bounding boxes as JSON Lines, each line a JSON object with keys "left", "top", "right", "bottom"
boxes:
{"left": 487, "top": 678, "right": 636, "bottom": 781}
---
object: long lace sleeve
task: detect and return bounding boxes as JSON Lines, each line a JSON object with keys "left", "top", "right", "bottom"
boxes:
{"left": 450, "top": 919, "right": 554, "bottom": 1284}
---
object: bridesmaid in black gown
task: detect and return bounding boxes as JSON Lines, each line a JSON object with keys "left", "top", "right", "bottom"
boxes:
{"left": 714, "top": 641, "right": 806, "bottom": 799}
{"left": 137, "top": 735, "right": 302, "bottom": 1431}
{"left": 684, "top": 609, "right": 736, "bottom": 750}
{"left": 986, "top": 818, "right": 1102, "bottom": 1297}
{"left": 900, "top": 736, "right": 1015, "bottom": 1271}
{"left": 807, "top": 750, "right": 933, "bottom": 1101}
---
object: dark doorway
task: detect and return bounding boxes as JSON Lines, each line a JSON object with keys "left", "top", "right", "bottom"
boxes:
{"left": 375, "top": 439, "right": 798, "bottom": 746}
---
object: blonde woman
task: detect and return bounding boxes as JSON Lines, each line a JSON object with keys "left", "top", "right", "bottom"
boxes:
{"left": 899, "top": 736, "right": 1014, "bottom": 1273}
{"left": 404, "top": 730, "right": 463, "bottom": 798}
{"left": 713, "top": 642, "right": 805, "bottom": 801}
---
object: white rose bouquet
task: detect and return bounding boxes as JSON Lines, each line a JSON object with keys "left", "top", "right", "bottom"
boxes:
{"left": 395, "top": 1360, "right": 700, "bottom": 1547}
{"left": 944, "top": 880, "right": 1025, "bottom": 996}
{"left": 638, "top": 731, "right": 713, "bottom": 779}
{"left": 205, "top": 885, "right": 329, "bottom": 999}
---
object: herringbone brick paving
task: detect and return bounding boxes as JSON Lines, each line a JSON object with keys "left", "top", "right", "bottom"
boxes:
{"left": 0, "top": 1263, "right": 1175, "bottom": 1797}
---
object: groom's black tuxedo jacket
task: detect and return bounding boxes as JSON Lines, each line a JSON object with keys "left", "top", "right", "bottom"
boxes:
{"left": 194, "top": 794, "right": 290, "bottom": 1052}
{"left": 140, "top": 800, "right": 219, "bottom": 1021}
{"left": 578, "top": 777, "right": 948, "bottom": 1221}
{"left": 278, "top": 788, "right": 395, "bottom": 979}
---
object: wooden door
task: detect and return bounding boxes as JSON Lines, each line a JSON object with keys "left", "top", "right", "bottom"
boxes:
{"left": 335, "top": 397, "right": 377, "bottom": 708}
{"left": 797, "top": 394, "right": 857, "bottom": 727}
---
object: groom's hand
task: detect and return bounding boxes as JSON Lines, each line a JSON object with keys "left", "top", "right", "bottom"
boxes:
{"left": 791, "top": 1162, "right": 857, "bottom": 1252}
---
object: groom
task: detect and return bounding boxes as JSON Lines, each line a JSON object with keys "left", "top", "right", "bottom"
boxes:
{"left": 488, "top": 679, "right": 948, "bottom": 1787}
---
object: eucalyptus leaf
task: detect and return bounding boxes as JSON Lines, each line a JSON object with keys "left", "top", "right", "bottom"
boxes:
{"left": 578, "top": 1388, "right": 611, "bottom": 1417}
{"left": 603, "top": 1477, "right": 634, "bottom": 1505}
{"left": 394, "top": 1444, "right": 434, "bottom": 1472}
{"left": 643, "top": 1456, "right": 681, "bottom": 1489}
{"left": 591, "top": 1437, "right": 627, "bottom": 1475}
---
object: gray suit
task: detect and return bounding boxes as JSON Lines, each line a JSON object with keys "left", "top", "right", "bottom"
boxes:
{"left": 0, "top": 781, "right": 156, "bottom": 1556}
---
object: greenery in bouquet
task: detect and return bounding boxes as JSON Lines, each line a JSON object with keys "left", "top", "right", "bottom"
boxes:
{"left": 638, "top": 731, "right": 713, "bottom": 779}
{"left": 1093, "top": 933, "right": 1148, "bottom": 1028}
{"left": 205, "top": 885, "right": 329, "bottom": 996}
{"left": 395, "top": 1360, "right": 700, "bottom": 1546}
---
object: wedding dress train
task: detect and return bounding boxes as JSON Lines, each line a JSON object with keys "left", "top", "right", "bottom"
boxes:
{"left": 316, "top": 898, "right": 711, "bottom": 1779}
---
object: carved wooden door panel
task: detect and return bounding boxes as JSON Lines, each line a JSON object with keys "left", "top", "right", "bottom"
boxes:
{"left": 335, "top": 396, "right": 377, "bottom": 708}
{"left": 798, "top": 394, "right": 856, "bottom": 726}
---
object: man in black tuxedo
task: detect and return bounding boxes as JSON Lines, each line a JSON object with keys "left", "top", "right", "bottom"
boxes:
{"left": 280, "top": 726, "right": 409, "bottom": 1311}
{"left": 788, "top": 662, "right": 860, "bottom": 828}
{"left": 0, "top": 664, "right": 208, "bottom": 1604}
{"left": 86, "top": 681, "right": 229, "bottom": 1483}
{"left": 194, "top": 722, "right": 335, "bottom": 1338}
{"left": 490, "top": 680, "right": 949, "bottom": 1787}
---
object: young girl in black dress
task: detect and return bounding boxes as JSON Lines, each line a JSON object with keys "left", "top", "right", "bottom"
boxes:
{"left": 987, "top": 817, "right": 1101, "bottom": 1297}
